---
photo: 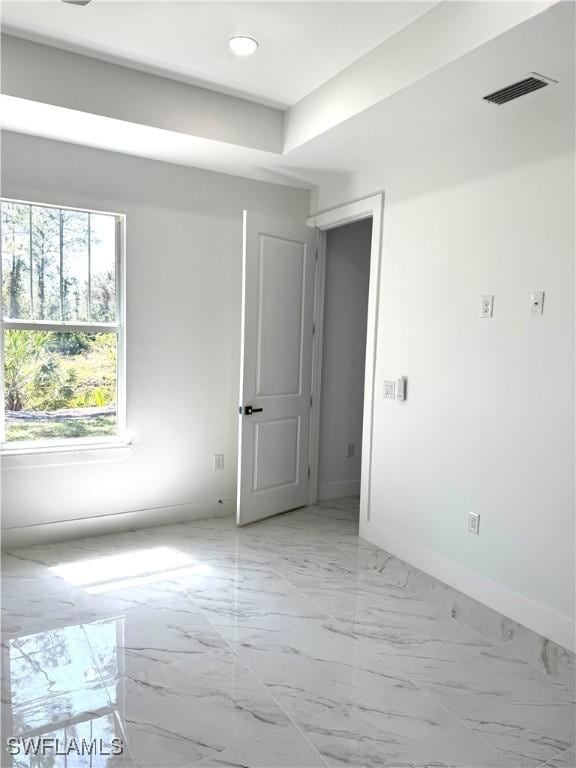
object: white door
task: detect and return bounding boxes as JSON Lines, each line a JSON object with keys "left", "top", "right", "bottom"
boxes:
{"left": 237, "top": 210, "right": 316, "bottom": 526}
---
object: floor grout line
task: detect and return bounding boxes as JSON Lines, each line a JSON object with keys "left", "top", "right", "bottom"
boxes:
{"left": 56, "top": 537, "right": 143, "bottom": 768}
{"left": 179, "top": 521, "right": 519, "bottom": 766}
{"left": 265, "top": 553, "right": 522, "bottom": 765}
{"left": 3, "top": 501, "right": 573, "bottom": 768}
{"left": 539, "top": 744, "right": 576, "bottom": 768}
{"left": 191, "top": 511, "right": 570, "bottom": 767}
{"left": 174, "top": 588, "right": 332, "bottom": 768}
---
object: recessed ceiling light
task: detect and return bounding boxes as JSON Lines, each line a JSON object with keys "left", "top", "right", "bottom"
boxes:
{"left": 229, "top": 36, "right": 259, "bottom": 57}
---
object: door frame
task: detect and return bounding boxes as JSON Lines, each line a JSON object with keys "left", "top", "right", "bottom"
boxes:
{"left": 307, "top": 193, "right": 384, "bottom": 528}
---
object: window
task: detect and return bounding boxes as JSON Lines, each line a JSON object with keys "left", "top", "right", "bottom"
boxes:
{"left": 0, "top": 199, "right": 125, "bottom": 449}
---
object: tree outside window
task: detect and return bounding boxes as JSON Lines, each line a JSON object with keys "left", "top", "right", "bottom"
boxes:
{"left": 1, "top": 200, "right": 125, "bottom": 446}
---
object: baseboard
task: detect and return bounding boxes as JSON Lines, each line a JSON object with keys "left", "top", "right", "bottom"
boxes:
{"left": 1, "top": 497, "right": 236, "bottom": 549}
{"left": 360, "top": 518, "right": 575, "bottom": 652}
{"left": 318, "top": 480, "right": 360, "bottom": 501}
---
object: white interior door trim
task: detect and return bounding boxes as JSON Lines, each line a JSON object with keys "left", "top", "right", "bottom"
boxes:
{"left": 307, "top": 193, "right": 384, "bottom": 528}
{"left": 307, "top": 228, "right": 325, "bottom": 510}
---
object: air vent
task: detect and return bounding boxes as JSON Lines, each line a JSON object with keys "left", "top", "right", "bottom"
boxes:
{"left": 483, "top": 73, "right": 557, "bottom": 105}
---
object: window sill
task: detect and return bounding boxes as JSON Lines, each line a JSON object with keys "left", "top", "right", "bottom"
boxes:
{"left": 0, "top": 437, "right": 132, "bottom": 457}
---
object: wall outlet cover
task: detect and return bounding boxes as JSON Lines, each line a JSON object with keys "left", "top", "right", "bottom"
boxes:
{"left": 467, "top": 511, "right": 480, "bottom": 535}
{"left": 480, "top": 295, "right": 494, "bottom": 318}
{"left": 530, "top": 291, "right": 544, "bottom": 316}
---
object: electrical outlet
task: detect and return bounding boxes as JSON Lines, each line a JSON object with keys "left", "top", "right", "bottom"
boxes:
{"left": 346, "top": 443, "right": 355, "bottom": 458}
{"left": 383, "top": 380, "right": 396, "bottom": 399}
{"left": 214, "top": 454, "right": 224, "bottom": 471}
{"left": 467, "top": 511, "right": 480, "bottom": 535}
{"left": 529, "top": 291, "right": 544, "bottom": 316}
{"left": 480, "top": 295, "right": 494, "bottom": 318}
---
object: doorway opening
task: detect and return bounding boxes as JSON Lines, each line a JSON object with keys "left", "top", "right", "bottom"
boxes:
{"left": 307, "top": 194, "right": 384, "bottom": 532}
{"left": 316, "top": 219, "right": 371, "bottom": 524}
{"left": 237, "top": 194, "right": 382, "bottom": 528}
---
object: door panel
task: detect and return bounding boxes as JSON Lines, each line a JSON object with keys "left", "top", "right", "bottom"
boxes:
{"left": 237, "top": 211, "right": 316, "bottom": 526}
{"left": 253, "top": 417, "right": 300, "bottom": 491}
{"left": 256, "top": 236, "right": 305, "bottom": 396}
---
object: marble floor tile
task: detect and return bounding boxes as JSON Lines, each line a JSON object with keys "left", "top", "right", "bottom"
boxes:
{"left": 112, "top": 650, "right": 291, "bottom": 767}
{"left": 408, "top": 580, "right": 529, "bottom": 644}
{"left": 296, "top": 576, "right": 415, "bottom": 618}
{"left": 504, "top": 630, "right": 575, "bottom": 691}
{"left": 300, "top": 678, "right": 469, "bottom": 768}
{"left": 69, "top": 578, "right": 193, "bottom": 622}
{"left": 337, "top": 593, "right": 495, "bottom": 679}
{"left": 138, "top": 529, "right": 251, "bottom": 559}
{"left": 87, "top": 599, "right": 228, "bottom": 678}
{"left": 62, "top": 547, "right": 240, "bottom": 620}
{"left": 1, "top": 550, "right": 77, "bottom": 634}
{"left": 3, "top": 713, "right": 139, "bottom": 768}
{"left": 271, "top": 549, "right": 363, "bottom": 586}
{"left": 1, "top": 619, "right": 138, "bottom": 766}
{"left": 193, "top": 725, "right": 327, "bottom": 767}
{"left": 542, "top": 747, "right": 576, "bottom": 768}
{"left": 49, "top": 532, "right": 150, "bottom": 565}
{"left": 238, "top": 536, "right": 347, "bottom": 565}
{"left": 348, "top": 549, "right": 439, "bottom": 595}
{"left": 416, "top": 646, "right": 576, "bottom": 767}
{"left": 317, "top": 496, "right": 361, "bottom": 513}
{"left": 225, "top": 622, "right": 411, "bottom": 723}
{"left": 271, "top": 515, "right": 360, "bottom": 547}
{"left": 377, "top": 721, "right": 516, "bottom": 768}
{"left": 174, "top": 552, "right": 279, "bottom": 578}
{"left": 187, "top": 578, "right": 322, "bottom": 628}
{"left": 3, "top": 499, "right": 573, "bottom": 768}
{"left": 1, "top": 588, "right": 80, "bottom": 636}
{"left": 277, "top": 541, "right": 436, "bottom": 598}
{"left": 3, "top": 546, "right": 62, "bottom": 570}
{"left": 412, "top": 579, "right": 530, "bottom": 646}
{"left": 5, "top": 623, "right": 100, "bottom": 703}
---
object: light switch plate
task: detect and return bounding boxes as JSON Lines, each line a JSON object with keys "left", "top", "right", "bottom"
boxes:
{"left": 383, "top": 380, "right": 396, "bottom": 400}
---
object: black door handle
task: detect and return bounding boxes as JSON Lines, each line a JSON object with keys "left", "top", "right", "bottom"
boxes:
{"left": 239, "top": 405, "right": 264, "bottom": 415}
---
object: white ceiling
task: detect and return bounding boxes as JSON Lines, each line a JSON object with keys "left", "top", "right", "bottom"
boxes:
{"left": 0, "top": 1, "right": 437, "bottom": 107}
{"left": 2, "top": 1, "right": 571, "bottom": 196}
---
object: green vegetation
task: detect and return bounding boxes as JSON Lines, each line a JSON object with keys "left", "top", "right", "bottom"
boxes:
{"left": 1, "top": 200, "right": 119, "bottom": 443}
{"left": 4, "top": 331, "right": 117, "bottom": 442}
{"left": 6, "top": 414, "right": 116, "bottom": 442}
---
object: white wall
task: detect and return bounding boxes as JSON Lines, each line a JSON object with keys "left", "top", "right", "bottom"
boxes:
{"left": 308, "top": 108, "right": 575, "bottom": 647}
{"left": 372, "top": 153, "right": 573, "bottom": 643}
{"left": 318, "top": 219, "right": 371, "bottom": 500}
{"left": 298, "top": 0, "right": 576, "bottom": 651}
{"left": 0, "top": 132, "right": 309, "bottom": 540}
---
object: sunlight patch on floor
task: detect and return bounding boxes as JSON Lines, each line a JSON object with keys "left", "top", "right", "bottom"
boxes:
{"left": 51, "top": 547, "right": 213, "bottom": 593}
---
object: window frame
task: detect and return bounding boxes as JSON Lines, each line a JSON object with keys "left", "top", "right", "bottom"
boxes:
{"left": 0, "top": 197, "right": 127, "bottom": 454}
